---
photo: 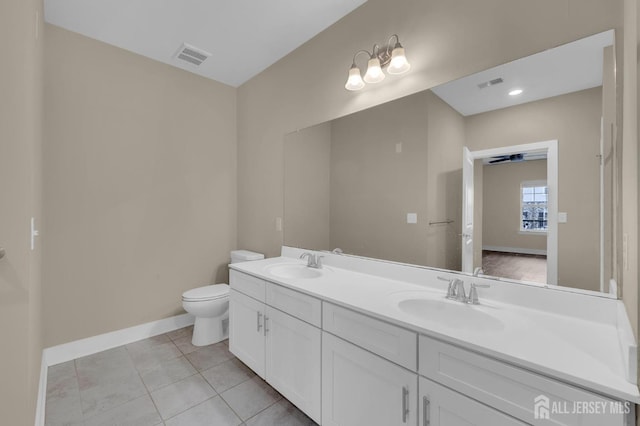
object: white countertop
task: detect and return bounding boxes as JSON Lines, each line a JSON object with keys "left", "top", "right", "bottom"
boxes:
{"left": 230, "top": 254, "right": 640, "bottom": 403}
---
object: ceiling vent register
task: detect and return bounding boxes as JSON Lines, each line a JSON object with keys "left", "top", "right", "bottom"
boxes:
{"left": 174, "top": 43, "right": 211, "bottom": 66}
{"left": 477, "top": 77, "right": 504, "bottom": 89}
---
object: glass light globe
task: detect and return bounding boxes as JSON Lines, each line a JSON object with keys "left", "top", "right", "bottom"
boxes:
{"left": 363, "top": 57, "right": 385, "bottom": 83}
{"left": 345, "top": 66, "right": 365, "bottom": 91}
{"left": 387, "top": 46, "right": 411, "bottom": 75}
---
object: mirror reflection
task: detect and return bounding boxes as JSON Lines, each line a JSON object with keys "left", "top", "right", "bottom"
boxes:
{"left": 283, "top": 30, "right": 616, "bottom": 295}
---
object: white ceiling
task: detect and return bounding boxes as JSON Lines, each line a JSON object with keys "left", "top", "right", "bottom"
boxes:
{"left": 432, "top": 30, "right": 614, "bottom": 116}
{"left": 44, "top": 0, "right": 367, "bottom": 87}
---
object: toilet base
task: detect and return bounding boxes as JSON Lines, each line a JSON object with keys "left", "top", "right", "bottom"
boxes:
{"left": 192, "top": 315, "right": 228, "bottom": 346}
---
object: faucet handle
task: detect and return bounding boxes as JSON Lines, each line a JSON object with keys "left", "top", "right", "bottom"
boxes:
{"left": 468, "top": 283, "right": 490, "bottom": 305}
{"left": 315, "top": 255, "right": 324, "bottom": 268}
{"left": 437, "top": 276, "right": 457, "bottom": 299}
{"left": 454, "top": 279, "right": 466, "bottom": 302}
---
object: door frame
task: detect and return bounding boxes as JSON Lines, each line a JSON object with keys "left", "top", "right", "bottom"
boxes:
{"left": 462, "top": 140, "right": 558, "bottom": 285}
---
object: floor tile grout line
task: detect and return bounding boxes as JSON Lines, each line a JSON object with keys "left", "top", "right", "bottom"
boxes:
{"left": 204, "top": 371, "right": 249, "bottom": 424}
{"left": 144, "top": 336, "right": 222, "bottom": 421}
{"left": 212, "top": 371, "right": 255, "bottom": 397}
{"left": 240, "top": 398, "right": 281, "bottom": 424}
{"left": 79, "top": 345, "right": 155, "bottom": 422}
{"left": 161, "top": 393, "right": 245, "bottom": 424}
{"left": 71, "top": 357, "right": 91, "bottom": 421}
{"left": 130, "top": 335, "right": 165, "bottom": 424}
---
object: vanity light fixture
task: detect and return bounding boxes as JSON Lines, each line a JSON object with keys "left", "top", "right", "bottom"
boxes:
{"left": 509, "top": 88, "right": 524, "bottom": 96}
{"left": 345, "top": 34, "right": 411, "bottom": 91}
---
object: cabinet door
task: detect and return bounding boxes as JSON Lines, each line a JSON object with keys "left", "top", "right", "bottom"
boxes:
{"left": 265, "top": 306, "right": 321, "bottom": 424}
{"left": 419, "top": 377, "right": 526, "bottom": 426}
{"left": 229, "top": 289, "right": 265, "bottom": 378}
{"left": 322, "top": 332, "right": 418, "bottom": 426}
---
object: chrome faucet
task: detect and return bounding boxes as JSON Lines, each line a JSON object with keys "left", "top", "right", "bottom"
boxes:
{"left": 455, "top": 279, "right": 467, "bottom": 302}
{"left": 300, "top": 252, "right": 323, "bottom": 269}
{"left": 437, "top": 276, "right": 463, "bottom": 300}
{"left": 438, "top": 276, "right": 490, "bottom": 304}
{"left": 473, "top": 267, "right": 484, "bottom": 277}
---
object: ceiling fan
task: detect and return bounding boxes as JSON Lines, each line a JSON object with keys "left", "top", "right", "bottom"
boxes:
{"left": 488, "top": 153, "right": 525, "bottom": 164}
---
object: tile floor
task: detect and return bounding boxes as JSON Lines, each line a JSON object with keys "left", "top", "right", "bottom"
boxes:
{"left": 45, "top": 326, "right": 317, "bottom": 426}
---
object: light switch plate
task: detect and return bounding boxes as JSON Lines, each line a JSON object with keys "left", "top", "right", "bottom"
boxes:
{"left": 558, "top": 212, "right": 568, "bottom": 223}
{"left": 407, "top": 213, "right": 417, "bottom": 224}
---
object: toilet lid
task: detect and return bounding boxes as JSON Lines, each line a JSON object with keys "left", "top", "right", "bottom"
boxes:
{"left": 182, "top": 284, "right": 229, "bottom": 302}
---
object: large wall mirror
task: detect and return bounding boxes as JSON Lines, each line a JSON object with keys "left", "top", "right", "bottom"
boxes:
{"left": 283, "top": 30, "right": 618, "bottom": 297}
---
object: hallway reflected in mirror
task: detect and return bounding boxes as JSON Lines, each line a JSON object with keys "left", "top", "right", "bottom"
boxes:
{"left": 481, "top": 250, "right": 547, "bottom": 284}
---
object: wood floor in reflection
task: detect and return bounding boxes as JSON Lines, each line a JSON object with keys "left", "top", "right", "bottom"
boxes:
{"left": 482, "top": 250, "right": 547, "bottom": 284}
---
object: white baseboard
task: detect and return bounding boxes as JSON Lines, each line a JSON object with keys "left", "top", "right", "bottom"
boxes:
{"left": 482, "top": 245, "right": 547, "bottom": 256}
{"left": 35, "top": 313, "right": 195, "bottom": 426}
{"left": 44, "top": 313, "right": 195, "bottom": 367}
{"left": 34, "top": 355, "right": 47, "bottom": 426}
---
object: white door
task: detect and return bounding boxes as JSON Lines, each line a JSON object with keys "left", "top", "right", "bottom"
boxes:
{"left": 462, "top": 146, "right": 474, "bottom": 273}
{"left": 322, "top": 332, "right": 418, "bottom": 426}
{"left": 419, "top": 377, "right": 526, "bottom": 426}
{"left": 228, "top": 289, "right": 265, "bottom": 378}
{"left": 265, "top": 306, "right": 321, "bottom": 424}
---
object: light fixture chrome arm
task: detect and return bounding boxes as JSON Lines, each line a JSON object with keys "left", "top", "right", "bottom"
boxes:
{"left": 350, "top": 49, "right": 373, "bottom": 67}
{"left": 344, "top": 49, "right": 372, "bottom": 91}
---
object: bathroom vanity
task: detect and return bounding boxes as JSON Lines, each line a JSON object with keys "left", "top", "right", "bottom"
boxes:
{"left": 228, "top": 247, "right": 639, "bottom": 426}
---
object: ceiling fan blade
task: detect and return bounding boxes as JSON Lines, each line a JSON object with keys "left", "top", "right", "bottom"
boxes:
{"left": 489, "top": 157, "right": 510, "bottom": 163}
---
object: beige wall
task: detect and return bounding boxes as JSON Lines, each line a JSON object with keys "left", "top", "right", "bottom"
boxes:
{"left": 425, "top": 91, "right": 465, "bottom": 270}
{"left": 330, "top": 91, "right": 429, "bottom": 266}
{"left": 0, "top": 0, "right": 43, "bottom": 424}
{"left": 283, "top": 89, "right": 463, "bottom": 268}
{"left": 43, "top": 25, "right": 237, "bottom": 346}
{"left": 482, "top": 160, "right": 547, "bottom": 251}
{"left": 466, "top": 88, "right": 603, "bottom": 291}
{"left": 283, "top": 123, "right": 331, "bottom": 251}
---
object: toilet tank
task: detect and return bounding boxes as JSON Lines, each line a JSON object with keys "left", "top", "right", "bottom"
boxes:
{"left": 230, "top": 249, "right": 264, "bottom": 264}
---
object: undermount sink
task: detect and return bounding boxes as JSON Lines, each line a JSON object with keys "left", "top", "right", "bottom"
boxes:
{"left": 266, "top": 263, "right": 323, "bottom": 279}
{"left": 392, "top": 293, "right": 504, "bottom": 332}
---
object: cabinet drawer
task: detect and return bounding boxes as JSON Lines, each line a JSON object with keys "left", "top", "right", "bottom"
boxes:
{"left": 323, "top": 303, "right": 417, "bottom": 371}
{"left": 230, "top": 270, "right": 265, "bottom": 302}
{"left": 266, "top": 282, "right": 321, "bottom": 327}
{"left": 419, "top": 335, "right": 624, "bottom": 426}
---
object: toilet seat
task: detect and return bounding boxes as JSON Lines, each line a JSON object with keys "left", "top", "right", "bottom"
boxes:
{"left": 182, "top": 284, "right": 229, "bottom": 302}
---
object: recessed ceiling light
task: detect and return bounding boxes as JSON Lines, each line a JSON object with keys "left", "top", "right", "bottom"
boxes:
{"left": 509, "top": 89, "right": 523, "bottom": 96}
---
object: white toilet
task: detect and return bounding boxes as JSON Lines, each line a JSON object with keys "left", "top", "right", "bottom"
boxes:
{"left": 182, "top": 250, "right": 264, "bottom": 346}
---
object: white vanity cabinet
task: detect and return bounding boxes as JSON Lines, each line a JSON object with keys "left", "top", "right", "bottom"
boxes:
{"left": 322, "top": 332, "right": 418, "bottom": 426}
{"left": 229, "top": 288, "right": 266, "bottom": 377}
{"left": 229, "top": 270, "right": 321, "bottom": 423}
{"left": 264, "top": 305, "right": 321, "bottom": 421}
{"left": 419, "top": 377, "right": 527, "bottom": 426}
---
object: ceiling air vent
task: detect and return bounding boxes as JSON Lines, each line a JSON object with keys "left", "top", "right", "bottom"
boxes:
{"left": 477, "top": 77, "right": 504, "bottom": 89}
{"left": 174, "top": 43, "right": 211, "bottom": 66}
